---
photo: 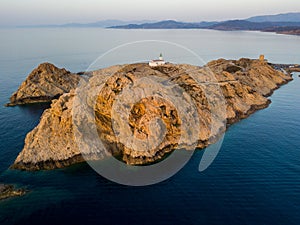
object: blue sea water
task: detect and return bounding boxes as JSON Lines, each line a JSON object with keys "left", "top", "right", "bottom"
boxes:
{"left": 0, "top": 28, "right": 300, "bottom": 225}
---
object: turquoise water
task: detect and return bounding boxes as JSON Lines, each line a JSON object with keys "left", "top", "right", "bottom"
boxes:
{"left": 0, "top": 28, "right": 300, "bottom": 225}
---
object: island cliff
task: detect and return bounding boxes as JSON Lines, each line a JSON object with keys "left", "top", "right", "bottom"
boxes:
{"left": 10, "top": 58, "right": 293, "bottom": 170}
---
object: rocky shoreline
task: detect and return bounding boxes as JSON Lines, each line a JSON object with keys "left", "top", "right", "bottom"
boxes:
{"left": 0, "top": 184, "right": 27, "bottom": 200}
{"left": 8, "top": 58, "right": 294, "bottom": 170}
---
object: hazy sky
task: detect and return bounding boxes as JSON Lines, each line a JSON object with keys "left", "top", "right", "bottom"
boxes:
{"left": 1, "top": 0, "right": 300, "bottom": 26}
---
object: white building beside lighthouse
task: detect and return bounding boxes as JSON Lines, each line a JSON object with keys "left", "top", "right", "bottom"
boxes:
{"left": 149, "top": 53, "right": 166, "bottom": 67}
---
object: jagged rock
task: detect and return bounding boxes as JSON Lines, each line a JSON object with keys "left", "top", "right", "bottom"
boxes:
{"left": 11, "top": 59, "right": 293, "bottom": 170}
{"left": 6, "top": 63, "right": 81, "bottom": 106}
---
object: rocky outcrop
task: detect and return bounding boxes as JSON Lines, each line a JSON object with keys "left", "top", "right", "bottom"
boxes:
{"left": 11, "top": 58, "right": 293, "bottom": 170}
{"left": 0, "top": 184, "right": 26, "bottom": 200}
{"left": 207, "top": 58, "right": 292, "bottom": 123}
{"left": 6, "top": 63, "right": 81, "bottom": 106}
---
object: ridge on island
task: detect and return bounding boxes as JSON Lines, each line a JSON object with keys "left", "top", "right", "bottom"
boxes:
{"left": 10, "top": 58, "right": 293, "bottom": 170}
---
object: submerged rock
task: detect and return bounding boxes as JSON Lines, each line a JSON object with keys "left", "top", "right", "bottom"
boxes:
{"left": 6, "top": 63, "right": 81, "bottom": 106}
{"left": 11, "top": 58, "right": 293, "bottom": 170}
{"left": 0, "top": 184, "right": 26, "bottom": 200}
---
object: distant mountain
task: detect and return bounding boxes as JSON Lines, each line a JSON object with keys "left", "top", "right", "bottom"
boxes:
{"left": 207, "top": 20, "right": 265, "bottom": 30}
{"left": 109, "top": 20, "right": 217, "bottom": 29}
{"left": 19, "top": 20, "right": 156, "bottom": 28}
{"left": 108, "top": 14, "right": 300, "bottom": 36}
{"left": 109, "top": 19, "right": 300, "bottom": 32}
{"left": 247, "top": 12, "right": 300, "bottom": 23}
{"left": 207, "top": 20, "right": 300, "bottom": 31}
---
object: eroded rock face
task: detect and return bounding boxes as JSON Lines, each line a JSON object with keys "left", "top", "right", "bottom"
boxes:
{"left": 11, "top": 59, "right": 293, "bottom": 170}
{"left": 6, "top": 63, "right": 81, "bottom": 106}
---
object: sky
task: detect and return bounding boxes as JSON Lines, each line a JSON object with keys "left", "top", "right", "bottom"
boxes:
{"left": 1, "top": 0, "right": 300, "bottom": 26}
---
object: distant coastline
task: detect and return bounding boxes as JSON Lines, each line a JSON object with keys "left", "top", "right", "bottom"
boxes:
{"left": 108, "top": 12, "right": 300, "bottom": 36}
{"left": 16, "top": 12, "right": 300, "bottom": 36}
{"left": 109, "top": 20, "right": 300, "bottom": 36}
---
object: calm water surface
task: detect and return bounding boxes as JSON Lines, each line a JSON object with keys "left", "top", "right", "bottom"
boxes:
{"left": 0, "top": 28, "right": 299, "bottom": 225}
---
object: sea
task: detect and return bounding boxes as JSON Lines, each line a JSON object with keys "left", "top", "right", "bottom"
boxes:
{"left": 0, "top": 28, "right": 299, "bottom": 225}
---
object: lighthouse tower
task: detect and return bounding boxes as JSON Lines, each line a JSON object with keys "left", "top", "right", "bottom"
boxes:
{"left": 159, "top": 53, "right": 163, "bottom": 61}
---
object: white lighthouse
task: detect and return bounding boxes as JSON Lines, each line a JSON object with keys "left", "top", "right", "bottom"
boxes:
{"left": 149, "top": 53, "right": 166, "bottom": 67}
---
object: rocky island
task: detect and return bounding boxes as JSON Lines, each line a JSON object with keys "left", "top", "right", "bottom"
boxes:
{"left": 6, "top": 63, "right": 81, "bottom": 106}
{"left": 9, "top": 58, "right": 293, "bottom": 170}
